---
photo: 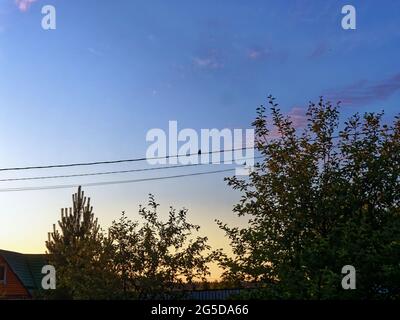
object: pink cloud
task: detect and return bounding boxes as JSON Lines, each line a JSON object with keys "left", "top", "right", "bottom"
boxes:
{"left": 256, "top": 107, "right": 308, "bottom": 142}
{"left": 288, "top": 107, "right": 308, "bottom": 129}
{"left": 326, "top": 72, "right": 400, "bottom": 106}
{"left": 15, "top": 0, "right": 37, "bottom": 12}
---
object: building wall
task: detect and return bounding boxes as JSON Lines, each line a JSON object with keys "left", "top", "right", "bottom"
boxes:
{"left": 0, "top": 255, "right": 30, "bottom": 299}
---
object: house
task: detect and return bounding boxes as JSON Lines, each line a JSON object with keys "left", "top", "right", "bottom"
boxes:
{"left": 0, "top": 249, "right": 47, "bottom": 299}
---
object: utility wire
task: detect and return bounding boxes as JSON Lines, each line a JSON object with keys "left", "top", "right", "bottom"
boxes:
{"left": 0, "top": 127, "right": 394, "bottom": 173}
{"left": 0, "top": 147, "right": 254, "bottom": 173}
{"left": 0, "top": 168, "right": 237, "bottom": 193}
{"left": 0, "top": 156, "right": 263, "bottom": 183}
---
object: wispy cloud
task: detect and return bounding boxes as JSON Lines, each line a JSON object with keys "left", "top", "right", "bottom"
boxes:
{"left": 288, "top": 107, "right": 308, "bottom": 128}
{"left": 193, "top": 49, "right": 224, "bottom": 70}
{"left": 15, "top": 0, "right": 37, "bottom": 12}
{"left": 260, "top": 107, "right": 308, "bottom": 141}
{"left": 193, "top": 57, "right": 223, "bottom": 69}
{"left": 309, "top": 43, "right": 329, "bottom": 59}
{"left": 326, "top": 72, "right": 400, "bottom": 106}
{"left": 246, "top": 45, "right": 288, "bottom": 63}
{"left": 87, "top": 47, "right": 104, "bottom": 57}
{"left": 247, "top": 47, "right": 269, "bottom": 60}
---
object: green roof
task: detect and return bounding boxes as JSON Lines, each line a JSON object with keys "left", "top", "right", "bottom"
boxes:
{"left": 0, "top": 250, "right": 47, "bottom": 294}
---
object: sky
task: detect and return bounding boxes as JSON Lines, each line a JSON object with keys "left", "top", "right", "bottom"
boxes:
{"left": 0, "top": 0, "right": 400, "bottom": 279}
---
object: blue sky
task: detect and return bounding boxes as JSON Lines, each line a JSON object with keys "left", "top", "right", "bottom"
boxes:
{"left": 0, "top": 0, "right": 400, "bottom": 278}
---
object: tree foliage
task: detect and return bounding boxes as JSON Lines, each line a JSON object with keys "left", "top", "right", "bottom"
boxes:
{"left": 217, "top": 96, "right": 400, "bottom": 299}
{"left": 109, "top": 194, "right": 214, "bottom": 299}
{"left": 46, "top": 186, "right": 119, "bottom": 299}
{"left": 46, "top": 190, "right": 213, "bottom": 299}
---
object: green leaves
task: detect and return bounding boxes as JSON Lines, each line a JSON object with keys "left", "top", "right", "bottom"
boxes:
{"left": 46, "top": 186, "right": 120, "bottom": 299}
{"left": 108, "top": 194, "right": 213, "bottom": 299}
{"left": 46, "top": 191, "right": 213, "bottom": 300}
{"left": 218, "top": 96, "right": 400, "bottom": 299}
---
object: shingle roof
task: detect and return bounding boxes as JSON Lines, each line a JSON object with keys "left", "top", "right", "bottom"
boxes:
{"left": 0, "top": 250, "right": 47, "bottom": 294}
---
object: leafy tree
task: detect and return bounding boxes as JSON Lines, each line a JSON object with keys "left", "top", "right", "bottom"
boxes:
{"left": 109, "top": 194, "right": 214, "bottom": 299}
{"left": 217, "top": 96, "right": 400, "bottom": 299}
{"left": 46, "top": 186, "right": 120, "bottom": 299}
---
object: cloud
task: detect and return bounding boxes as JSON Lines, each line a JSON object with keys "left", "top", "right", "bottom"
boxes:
{"left": 261, "top": 107, "right": 308, "bottom": 141}
{"left": 309, "top": 43, "right": 329, "bottom": 59}
{"left": 193, "top": 57, "right": 222, "bottom": 69}
{"left": 246, "top": 46, "right": 288, "bottom": 63}
{"left": 87, "top": 48, "right": 104, "bottom": 57}
{"left": 193, "top": 52, "right": 223, "bottom": 69}
{"left": 247, "top": 47, "right": 269, "bottom": 60}
{"left": 288, "top": 107, "right": 308, "bottom": 128}
{"left": 15, "top": 0, "right": 37, "bottom": 12}
{"left": 326, "top": 72, "right": 400, "bottom": 106}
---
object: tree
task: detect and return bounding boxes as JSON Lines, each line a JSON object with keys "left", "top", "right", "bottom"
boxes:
{"left": 109, "top": 194, "right": 214, "bottom": 299}
{"left": 46, "top": 186, "right": 120, "bottom": 299}
{"left": 217, "top": 96, "right": 400, "bottom": 299}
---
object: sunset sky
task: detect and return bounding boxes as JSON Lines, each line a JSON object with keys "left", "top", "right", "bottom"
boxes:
{"left": 0, "top": 0, "right": 400, "bottom": 279}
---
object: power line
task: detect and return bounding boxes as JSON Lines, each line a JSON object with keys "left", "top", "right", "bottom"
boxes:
{"left": 0, "top": 127, "right": 393, "bottom": 174}
{"left": 0, "top": 156, "right": 263, "bottom": 183}
{"left": 0, "top": 168, "right": 236, "bottom": 193}
{"left": 0, "top": 147, "right": 254, "bottom": 173}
